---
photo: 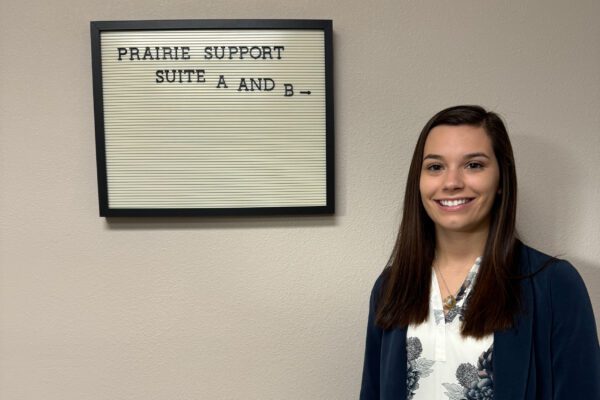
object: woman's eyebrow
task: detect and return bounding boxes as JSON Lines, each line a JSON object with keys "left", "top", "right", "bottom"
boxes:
{"left": 423, "top": 152, "right": 490, "bottom": 161}
{"left": 464, "top": 152, "right": 490, "bottom": 159}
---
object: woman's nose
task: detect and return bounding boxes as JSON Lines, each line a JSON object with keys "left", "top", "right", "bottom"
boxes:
{"left": 443, "top": 168, "right": 464, "bottom": 191}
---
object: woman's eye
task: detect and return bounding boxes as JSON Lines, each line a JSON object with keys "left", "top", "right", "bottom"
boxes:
{"left": 425, "top": 164, "right": 442, "bottom": 171}
{"left": 466, "top": 162, "right": 483, "bottom": 169}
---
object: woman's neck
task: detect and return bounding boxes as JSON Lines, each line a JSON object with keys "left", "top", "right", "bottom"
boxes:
{"left": 434, "top": 227, "right": 488, "bottom": 270}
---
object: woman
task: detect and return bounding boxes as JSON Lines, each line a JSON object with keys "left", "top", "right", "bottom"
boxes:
{"left": 359, "top": 105, "right": 599, "bottom": 400}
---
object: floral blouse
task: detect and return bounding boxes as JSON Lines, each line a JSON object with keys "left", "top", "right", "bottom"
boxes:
{"left": 406, "top": 257, "right": 494, "bottom": 400}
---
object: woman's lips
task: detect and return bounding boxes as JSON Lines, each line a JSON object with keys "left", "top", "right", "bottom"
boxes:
{"left": 434, "top": 198, "right": 474, "bottom": 211}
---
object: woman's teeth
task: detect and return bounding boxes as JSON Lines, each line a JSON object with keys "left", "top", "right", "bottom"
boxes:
{"left": 439, "top": 198, "right": 471, "bottom": 207}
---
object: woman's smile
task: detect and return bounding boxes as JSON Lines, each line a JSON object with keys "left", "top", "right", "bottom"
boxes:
{"left": 435, "top": 197, "right": 475, "bottom": 210}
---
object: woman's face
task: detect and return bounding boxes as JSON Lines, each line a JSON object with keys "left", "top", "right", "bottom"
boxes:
{"left": 419, "top": 124, "right": 500, "bottom": 235}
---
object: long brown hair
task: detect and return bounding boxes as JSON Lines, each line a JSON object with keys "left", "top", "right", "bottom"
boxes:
{"left": 375, "top": 105, "right": 520, "bottom": 338}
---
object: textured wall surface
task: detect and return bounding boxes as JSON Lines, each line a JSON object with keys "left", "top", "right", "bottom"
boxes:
{"left": 1, "top": 1, "right": 598, "bottom": 399}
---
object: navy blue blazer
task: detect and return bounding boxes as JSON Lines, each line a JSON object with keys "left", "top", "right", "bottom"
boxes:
{"left": 360, "top": 242, "right": 600, "bottom": 399}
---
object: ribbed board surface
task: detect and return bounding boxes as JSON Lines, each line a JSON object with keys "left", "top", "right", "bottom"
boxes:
{"left": 100, "top": 30, "right": 327, "bottom": 208}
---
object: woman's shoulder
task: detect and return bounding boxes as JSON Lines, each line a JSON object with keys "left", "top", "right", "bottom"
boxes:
{"left": 369, "top": 268, "right": 389, "bottom": 302}
{"left": 518, "top": 241, "right": 592, "bottom": 307}
{"left": 518, "top": 241, "right": 580, "bottom": 279}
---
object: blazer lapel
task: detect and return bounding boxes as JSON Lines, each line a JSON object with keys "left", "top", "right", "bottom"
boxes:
{"left": 493, "top": 245, "right": 534, "bottom": 400}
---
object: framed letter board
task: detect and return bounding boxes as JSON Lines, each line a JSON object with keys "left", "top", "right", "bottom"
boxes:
{"left": 91, "top": 20, "right": 334, "bottom": 217}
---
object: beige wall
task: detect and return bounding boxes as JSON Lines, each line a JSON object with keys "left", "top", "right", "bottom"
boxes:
{"left": 1, "top": 0, "right": 598, "bottom": 399}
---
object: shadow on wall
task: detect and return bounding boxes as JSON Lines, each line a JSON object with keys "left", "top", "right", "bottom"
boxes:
{"left": 102, "top": 214, "right": 337, "bottom": 231}
{"left": 511, "top": 133, "right": 600, "bottom": 326}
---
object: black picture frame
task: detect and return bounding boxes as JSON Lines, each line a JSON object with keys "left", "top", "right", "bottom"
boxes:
{"left": 91, "top": 19, "right": 334, "bottom": 217}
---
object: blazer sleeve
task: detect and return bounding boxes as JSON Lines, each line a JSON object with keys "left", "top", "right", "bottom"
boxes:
{"left": 549, "top": 260, "right": 600, "bottom": 399}
{"left": 360, "top": 275, "right": 385, "bottom": 400}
